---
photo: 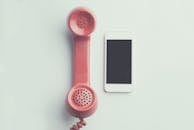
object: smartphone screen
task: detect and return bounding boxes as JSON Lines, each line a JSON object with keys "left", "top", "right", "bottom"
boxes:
{"left": 106, "top": 40, "right": 132, "bottom": 84}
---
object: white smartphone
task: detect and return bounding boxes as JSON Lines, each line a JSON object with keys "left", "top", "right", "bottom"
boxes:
{"left": 104, "top": 32, "right": 133, "bottom": 93}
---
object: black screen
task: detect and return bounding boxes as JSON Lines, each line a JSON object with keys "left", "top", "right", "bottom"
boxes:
{"left": 106, "top": 40, "right": 132, "bottom": 84}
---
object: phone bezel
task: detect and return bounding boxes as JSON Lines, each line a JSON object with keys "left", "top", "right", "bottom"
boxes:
{"left": 104, "top": 32, "right": 133, "bottom": 93}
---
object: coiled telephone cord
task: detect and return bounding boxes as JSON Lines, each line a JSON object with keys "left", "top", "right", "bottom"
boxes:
{"left": 70, "top": 118, "right": 86, "bottom": 130}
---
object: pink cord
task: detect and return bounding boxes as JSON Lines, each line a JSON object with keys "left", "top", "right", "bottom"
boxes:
{"left": 70, "top": 118, "right": 86, "bottom": 130}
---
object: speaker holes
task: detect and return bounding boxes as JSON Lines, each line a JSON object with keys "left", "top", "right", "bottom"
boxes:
{"left": 72, "top": 88, "right": 93, "bottom": 107}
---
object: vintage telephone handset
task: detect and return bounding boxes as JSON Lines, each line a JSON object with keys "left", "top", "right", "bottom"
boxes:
{"left": 66, "top": 7, "right": 97, "bottom": 130}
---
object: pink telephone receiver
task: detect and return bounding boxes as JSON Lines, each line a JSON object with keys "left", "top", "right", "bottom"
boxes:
{"left": 66, "top": 7, "right": 97, "bottom": 130}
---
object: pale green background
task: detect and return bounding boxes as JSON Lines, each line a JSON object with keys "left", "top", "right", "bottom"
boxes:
{"left": 1, "top": 0, "right": 194, "bottom": 130}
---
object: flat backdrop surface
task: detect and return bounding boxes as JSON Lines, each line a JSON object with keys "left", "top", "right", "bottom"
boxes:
{"left": 1, "top": 0, "right": 194, "bottom": 130}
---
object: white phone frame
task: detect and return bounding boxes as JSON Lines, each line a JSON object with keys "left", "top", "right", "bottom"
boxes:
{"left": 104, "top": 32, "right": 133, "bottom": 93}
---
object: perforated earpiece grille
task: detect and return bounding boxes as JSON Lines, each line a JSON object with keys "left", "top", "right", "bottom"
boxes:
{"left": 77, "top": 14, "right": 89, "bottom": 29}
{"left": 72, "top": 88, "right": 93, "bottom": 107}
